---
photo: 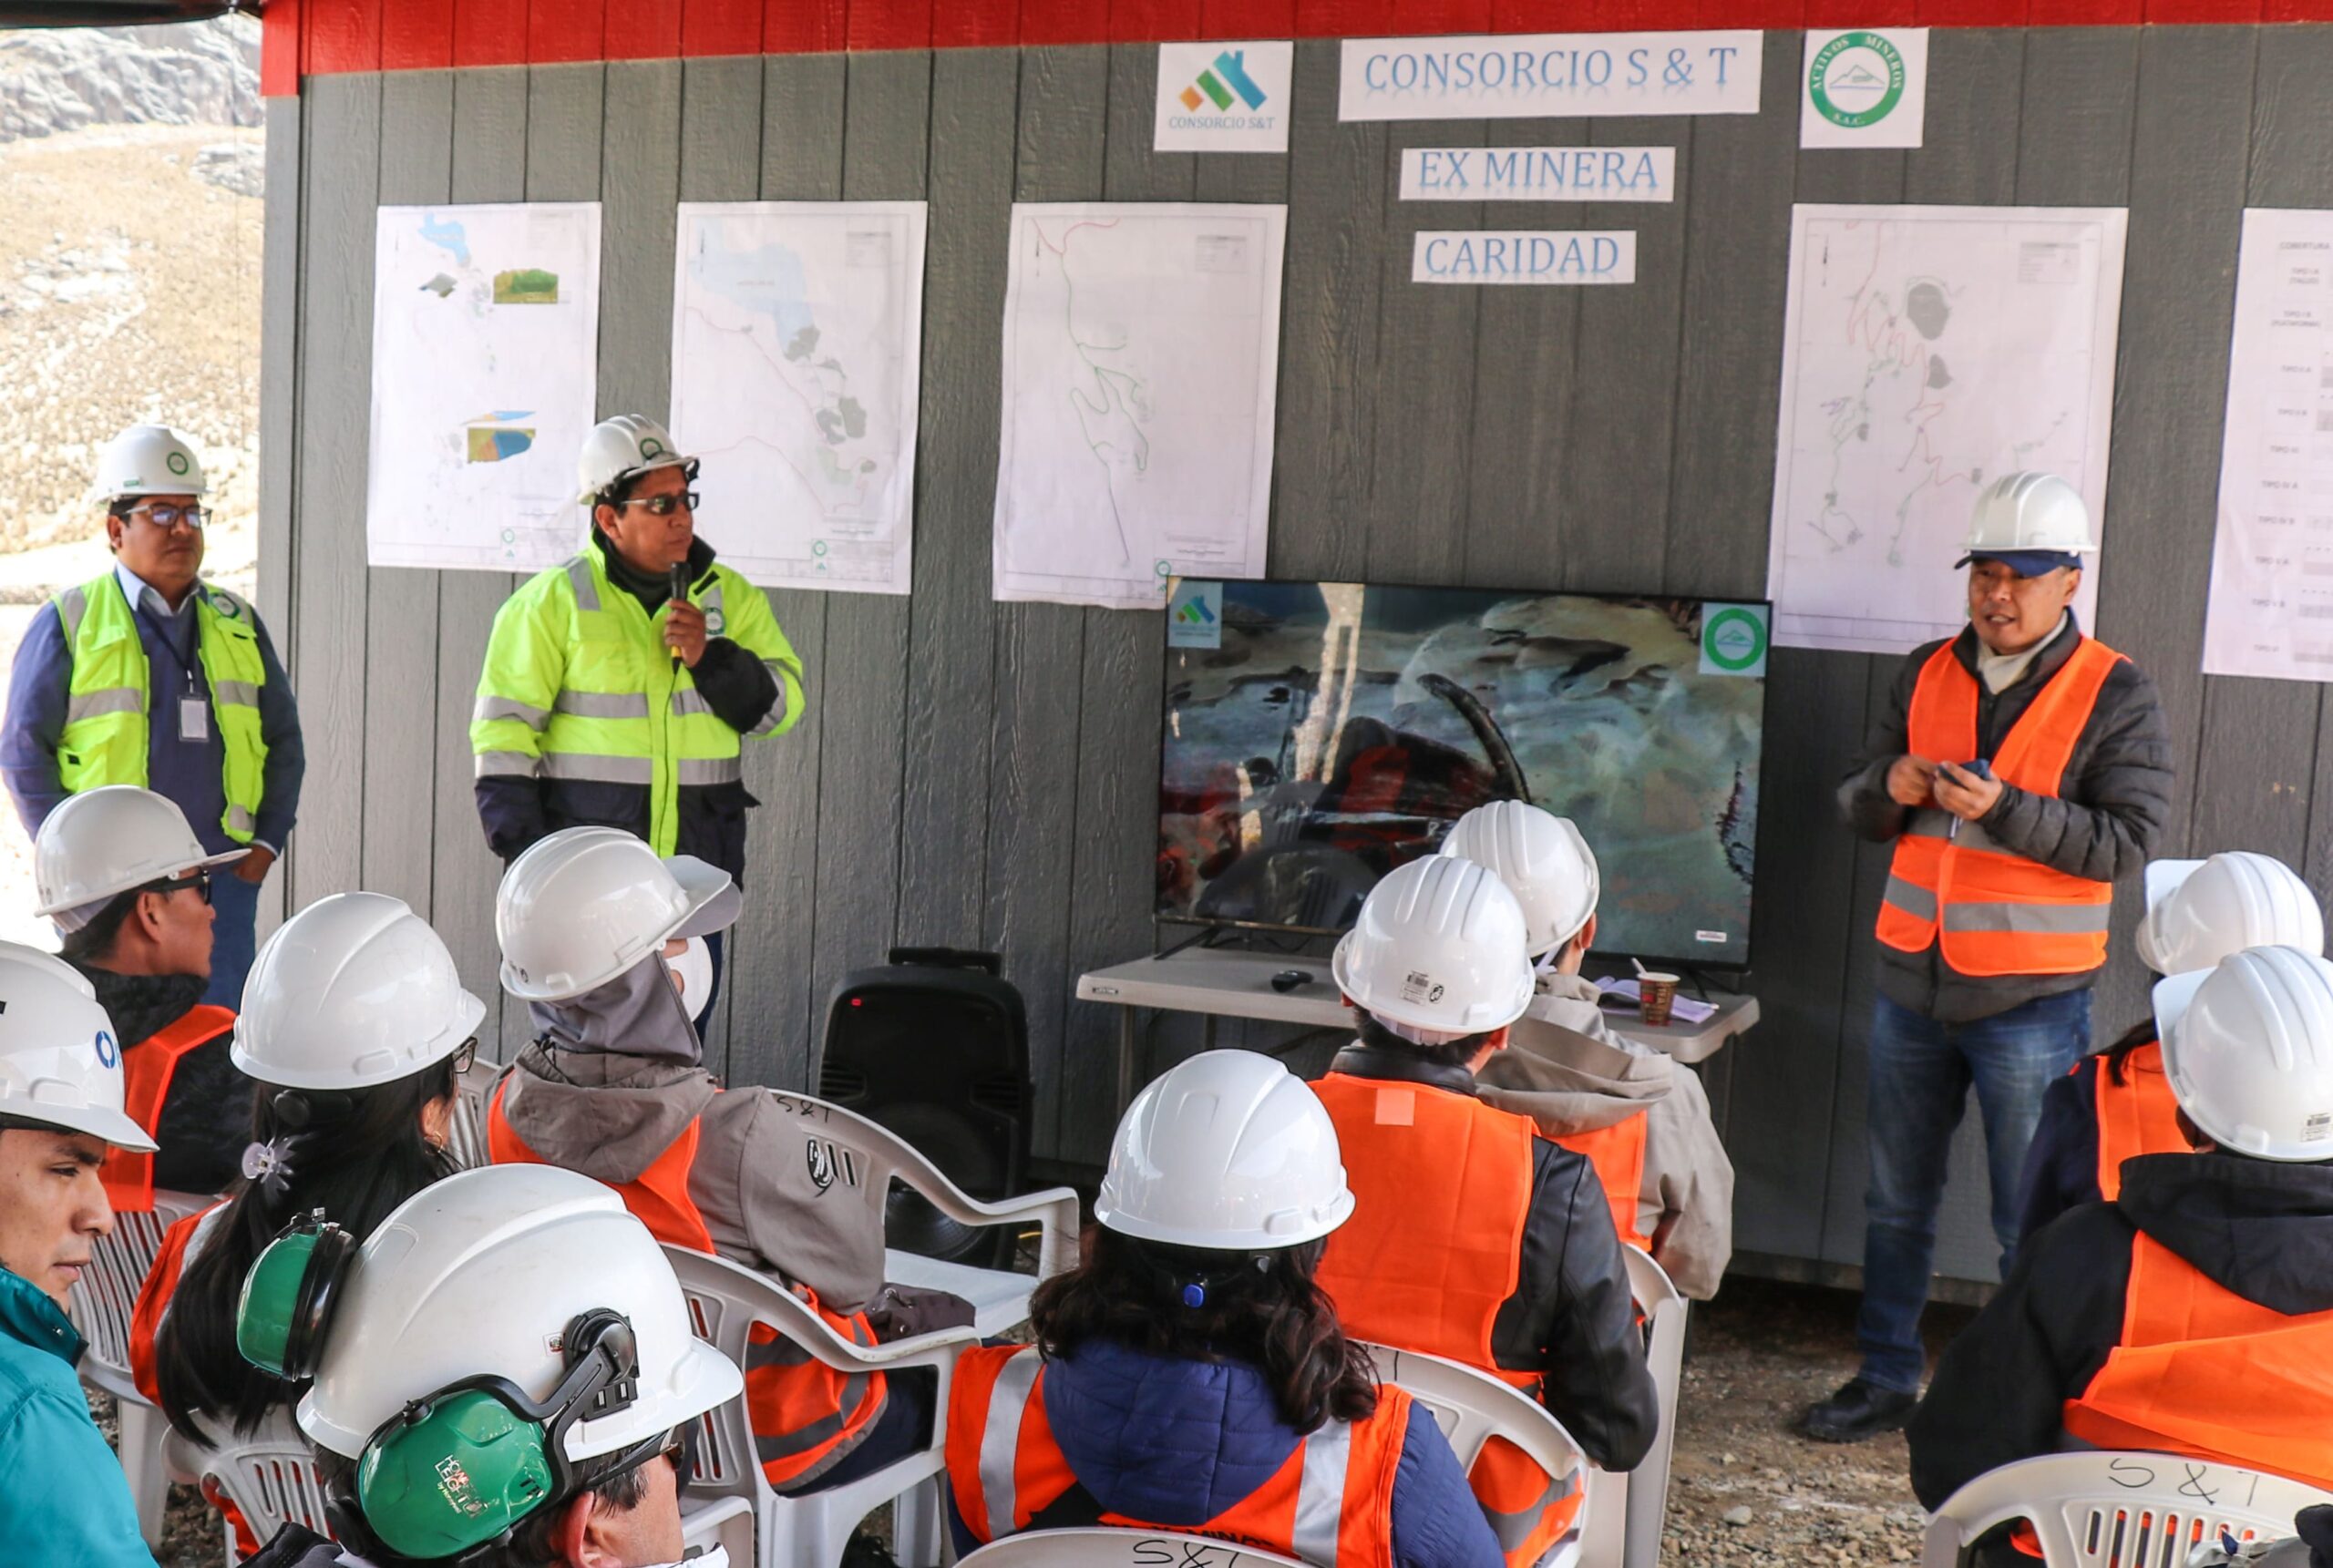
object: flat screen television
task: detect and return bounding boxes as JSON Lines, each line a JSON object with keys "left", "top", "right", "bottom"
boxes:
{"left": 1157, "top": 579, "right": 1771, "bottom": 970}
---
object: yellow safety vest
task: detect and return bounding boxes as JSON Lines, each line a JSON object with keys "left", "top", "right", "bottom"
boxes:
{"left": 471, "top": 539, "right": 804, "bottom": 856}
{"left": 52, "top": 573, "right": 270, "bottom": 843}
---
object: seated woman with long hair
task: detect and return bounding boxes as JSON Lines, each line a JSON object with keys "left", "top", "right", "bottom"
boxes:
{"left": 129, "top": 892, "right": 484, "bottom": 1554}
{"left": 945, "top": 1049, "right": 1503, "bottom": 1568}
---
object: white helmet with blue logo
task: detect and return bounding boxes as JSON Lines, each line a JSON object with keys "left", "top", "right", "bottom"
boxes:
{"left": 0, "top": 942, "right": 156, "bottom": 1151}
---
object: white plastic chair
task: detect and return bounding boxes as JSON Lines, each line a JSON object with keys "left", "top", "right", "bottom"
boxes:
{"left": 958, "top": 1527, "right": 1308, "bottom": 1567}
{"left": 69, "top": 1186, "right": 212, "bottom": 1546}
{"left": 1364, "top": 1341, "right": 1593, "bottom": 1568}
{"left": 1920, "top": 1451, "right": 2333, "bottom": 1568}
{"left": 665, "top": 1243, "right": 979, "bottom": 1568}
{"left": 1620, "top": 1245, "right": 1688, "bottom": 1568}
{"left": 445, "top": 1056, "right": 502, "bottom": 1171}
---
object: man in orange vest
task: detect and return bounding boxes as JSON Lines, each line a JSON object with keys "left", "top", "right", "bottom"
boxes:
{"left": 1439, "top": 800, "right": 1735, "bottom": 1300}
{"left": 488, "top": 825, "right": 960, "bottom": 1497}
{"left": 2018, "top": 852, "right": 2323, "bottom": 1245}
{"left": 1910, "top": 944, "right": 2333, "bottom": 1509}
{"left": 1808, "top": 472, "right": 2173, "bottom": 1444}
{"left": 1312, "top": 853, "right": 1658, "bottom": 1562}
{"left": 33, "top": 784, "right": 247, "bottom": 1206}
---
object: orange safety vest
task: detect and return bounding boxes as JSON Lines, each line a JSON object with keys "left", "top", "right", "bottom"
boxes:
{"left": 1555, "top": 1115, "right": 1653, "bottom": 1251}
{"left": 2062, "top": 1233, "right": 2333, "bottom": 1488}
{"left": 1875, "top": 637, "right": 2124, "bottom": 978}
{"left": 487, "top": 1078, "right": 885, "bottom": 1488}
{"left": 946, "top": 1342, "right": 1410, "bottom": 1567}
{"left": 2094, "top": 1039, "right": 2187, "bottom": 1202}
{"left": 99, "top": 1004, "right": 236, "bottom": 1212}
{"left": 1312, "top": 1072, "right": 1583, "bottom": 1568}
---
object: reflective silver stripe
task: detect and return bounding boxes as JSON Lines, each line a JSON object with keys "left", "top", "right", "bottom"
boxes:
{"left": 554, "top": 689, "right": 653, "bottom": 720}
{"left": 670, "top": 688, "right": 714, "bottom": 718}
{"left": 564, "top": 555, "right": 601, "bottom": 613}
{"left": 1477, "top": 1460, "right": 1576, "bottom": 1553}
{"left": 212, "top": 679, "right": 262, "bottom": 709}
{"left": 702, "top": 583, "right": 725, "bottom": 618}
{"left": 1882, "top": 876, "right": 1937, "bottom": 921}
{"left": 65, "top": 687, "right": 143, "bottom": 723}
{"left": 752, "top": 1372, "right": 874, "bottom": 1461}
{"left": 745, "top": 1334, "right": 812, "bottom": 1369}
{"left": 979, "top": 1352, "right": 1043, "bottom": 1543}
{"left": 56, "top": 585, "right": 88, "bottom": 644}
{"left": 1290, "top": 1420, "right": 1352, "bottom": 1566}
{"left": 226, "top": 804, "right": 256, "bottom": 835}
{"left": 541, "top": 753, "right": 653, "bottom": 785}
{"left": 1902, "top": 808, "right": 1955, "bottom": 841}
{"left": 474, "top": 694, "right": 550, "bottom": 728}
{"left": 475, "top": 750, "right": 541, "bottom": 778}
{"left": 677, "top": 755, "right": 742, "bottom": 786}
{"left": 1941, "top": 901, "right": 2111, "bottom": 936}
{"left": 749, "top": 667, "right": 793, "bottom": 737}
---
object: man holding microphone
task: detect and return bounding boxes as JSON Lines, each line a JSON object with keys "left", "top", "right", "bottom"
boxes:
{"left": 1804, "top": 472, "right": 2173, "bottom": 1443}
{"left": 473, "top": 415, "right": 805, "bottom": 1017}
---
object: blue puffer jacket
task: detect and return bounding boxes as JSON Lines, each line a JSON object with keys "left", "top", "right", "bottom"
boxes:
{"left": 946, "top": 1337, "right": 1503, "bottom": 1568}
{"left": 0, "top": 1266, "right": 157, "bottom": 1565}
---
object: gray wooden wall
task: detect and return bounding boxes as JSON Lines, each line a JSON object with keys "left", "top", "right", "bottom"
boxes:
{"left": 262, "top": 26, "right": 2323, "bottom": 1285}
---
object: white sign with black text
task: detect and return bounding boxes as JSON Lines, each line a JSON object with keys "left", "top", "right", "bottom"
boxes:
{"left": 1799, "top": 28, "right": 1927, "bottom": 149}
{"left": 1155, "top": 42, "right": 1293, "bottom": 153}
{"left": 1412, "top": 231, "right": 1637, "bottom": 286}
{"left": 1401, "top": 145, "right": 1676, "bottom": 202}
{"left": 1341, "top": 32, "right": 1761, "bottom": 121}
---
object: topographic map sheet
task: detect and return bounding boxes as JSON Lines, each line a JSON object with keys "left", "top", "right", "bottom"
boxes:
{"left": 1766, "top": 204, "right": 2127, "bottom": 653}
{"left": 366, "top": 202, "right": 602, "bottom": 572}
{"left": 669, "top": 202, "right": 927, "bottom": 594}
{"left": 993, "top": 203, "right": 1287, "bottom": 610}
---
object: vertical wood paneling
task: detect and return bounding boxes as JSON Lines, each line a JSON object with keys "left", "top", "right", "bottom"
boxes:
{"left": 599, "top": 61, "right": 683, "bottom": 420}
{"left": 723, "top": 54, "right": 848, "bottom": 1095}
{"left": 256, "top": 98, "right": 303, "bottom": 942}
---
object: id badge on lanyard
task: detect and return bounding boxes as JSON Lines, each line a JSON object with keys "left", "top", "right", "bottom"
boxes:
{"left": 178, "top": 671, "right": 208, "bottom": 743}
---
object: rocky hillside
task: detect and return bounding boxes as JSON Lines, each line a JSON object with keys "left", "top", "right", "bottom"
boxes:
{"left": 0, "top": 18, "right": 259, "bottom": 143}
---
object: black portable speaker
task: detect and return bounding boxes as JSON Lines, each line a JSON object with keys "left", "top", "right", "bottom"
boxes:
{"left": 817, "top": 948, "right": 1033, "bottom": 1269}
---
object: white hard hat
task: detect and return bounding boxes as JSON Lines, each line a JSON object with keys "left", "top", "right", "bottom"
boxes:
{"left": 0, "top": 941, "right": 156, "bottom": 1152}
{"left": 576, "top": 414, "right": 693, "bottom": 506}
{"left": 297, "top": 1165, "right": 743, "bottom": 1460}
{"left": 2153, "top": 946, "right": 2333, "bottom": 1163}
{"left": 233, "top": 893, "right": 488, "bottom": 1091}
{"left": 497, "top": 826, "right": 739, "bottom": 1001}
{"left": 1959, "top": 471, "right": 2096, "bottom": 560}
{"left": 1439, "top": 801, "right": 1599, "bottom": 958}
{"left": 1331, "top": 856, "right": 1536, "bottom": 1040}
{"left": 1095, "top": 1050, "right": 1354, "bottom": 1251}
{"left": 2136, "top": 854, "right": 2325, "bottom": 978}
{"left": 88, "top": 422, "right": 208, "bottom": 504}
{"left": 33, "top": 785, "right": 243, "bottom": 929}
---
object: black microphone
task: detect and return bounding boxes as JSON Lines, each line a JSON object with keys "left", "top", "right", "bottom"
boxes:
{"left": 668, "top": 562, "right": 689, "bottom": 669}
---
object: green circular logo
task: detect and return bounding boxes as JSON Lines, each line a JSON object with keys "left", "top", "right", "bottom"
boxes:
{"left": 812, "top": 540, "right": 827, "bottom": 557}
{"left": 1704, "top": 607, "right": 1768, "bottom": 672}
{"left": 165, "top": 451, "right": 190, "bottom": 476}
{"left": 1809, "top": 32, "right": 1906, "bottom": 128}
{"left": 639, "top": 436, "right": 665, "bottom": 458}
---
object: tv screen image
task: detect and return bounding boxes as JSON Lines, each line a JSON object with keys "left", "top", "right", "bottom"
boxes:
{"left": 1158, "top": 580, "right": 1769, "bottom": 969}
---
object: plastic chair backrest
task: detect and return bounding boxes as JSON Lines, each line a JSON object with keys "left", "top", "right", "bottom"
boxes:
{"left": 446, "top": 1059, "right": 501, "bottom": 1172}
{"left": 1918, "top": 1452, "right": 2333, "bottom": 1568}
{"left": 1620, "top": 1245, "right": 1688, "bottom": 1568}
{"left": 1362, "top": 1341, "right": 1591, "bottom": 1568}
{"left": 191, "top": 1411, "right": 337, "bottom": 1545}
{"left": 72, "top": 1187, "right": 211, "bottom": 1382}
{"left": 957, "top": 1527, "right": 1309, "bottom": 1567}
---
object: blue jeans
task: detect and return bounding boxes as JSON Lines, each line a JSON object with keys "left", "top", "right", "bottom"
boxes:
{"left": 201, "top": 860, "right": 263, "bottom": 1011}
{"left": 1857, "top": 988, "right": 2091, "bottom": 1393}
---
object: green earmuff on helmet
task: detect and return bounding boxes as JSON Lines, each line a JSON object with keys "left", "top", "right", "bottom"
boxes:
{"left": 236, "top": 1211, "right": 355, "bottom": 1381}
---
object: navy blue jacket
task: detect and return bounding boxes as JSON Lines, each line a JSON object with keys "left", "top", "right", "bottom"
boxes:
{"left": 2017, "top": 1053, "right": 2109, "bottom": 1246}
{"left": 2, "top": 577, "right": 303, "bottom": 855}
{"left": 945, "top": 1337, "right": 1503, "bottom": 1568}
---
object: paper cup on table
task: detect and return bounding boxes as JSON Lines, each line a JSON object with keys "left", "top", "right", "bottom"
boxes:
{"left": 1637, "top": 972, "right": 1680, "bottom": 1027}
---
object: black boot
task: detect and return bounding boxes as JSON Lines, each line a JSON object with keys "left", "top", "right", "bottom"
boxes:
{"left": 1801, "top": 1377, "right": 1917, "bottom": 1443}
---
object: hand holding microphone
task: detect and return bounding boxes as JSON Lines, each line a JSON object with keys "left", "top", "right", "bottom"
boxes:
{"left": 665, "top": 562, "right": 709, "bottom": 670}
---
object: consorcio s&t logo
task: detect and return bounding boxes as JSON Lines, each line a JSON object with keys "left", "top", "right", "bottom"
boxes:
{"left": 1178, "top": 49, "right": 1269, "bottom": 117}
{"left": 1808, "top": 32, "right": 1906, "bottom": 129}
{"left": 1702, "top": 606, "right": 1769, "bottom": 675}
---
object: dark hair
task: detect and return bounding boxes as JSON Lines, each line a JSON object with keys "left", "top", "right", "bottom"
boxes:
{"left": 155, "top": 1056, "right": 461, "bottom": 1444}
{"left": 1353, "top": 1009, "right": 1495, "bottom": 1073}
{"left": 2100, "top": 1019, "right": 2158, "bottom": 1087}
{"left": 1029, "top": 1225, "right": 1378, "bottom": 1433}
{"left": 59, "top": 889, "right": 145, "bottom": 965}
{"left": 315, "top": 1441, "right": 655, "bottom": 1568}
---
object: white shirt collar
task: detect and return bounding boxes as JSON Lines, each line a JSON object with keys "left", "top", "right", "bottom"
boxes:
{"left": 114, "top": 560, "right": 197, "bottom": 620}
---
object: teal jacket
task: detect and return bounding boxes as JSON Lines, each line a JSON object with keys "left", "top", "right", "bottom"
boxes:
{"left": 0, "top": 1266, "right": 156, "bottom": 1564}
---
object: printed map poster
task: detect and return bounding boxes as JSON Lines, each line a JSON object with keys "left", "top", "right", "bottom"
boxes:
{"left": 993, "top": 204, "right": 1287, "bottom": 610}
{"left": 1766, "top": 205, "right": 2127, "bottom": 653}
{"left": 366, "top": 202, "right": 602, "bottom": 572}
{"left": 668, "top": 202, "right": 928, "bottom": 594}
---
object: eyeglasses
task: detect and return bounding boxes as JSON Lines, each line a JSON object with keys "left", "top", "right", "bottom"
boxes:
{"left": 450, "top": 1037, "right": 478, "bottom": 1078}
{"left": 621, "top": 491, "right": 698, "bottom": 518}
{"left": 148, "top": 869, "right": 212, "bottom": 905}
{"left": 127, "top": 504, "right": 206, "bottom": 531}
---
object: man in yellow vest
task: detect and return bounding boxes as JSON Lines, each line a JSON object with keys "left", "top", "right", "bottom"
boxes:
{"left": 2, "top": 424, "right": 303, "bottom": 1015}
{"left": 1805, "top": 472, "right": 2173, "bottom": 1443}
{"left": 472, "top": 415, "right": 805, "bottom": 1021}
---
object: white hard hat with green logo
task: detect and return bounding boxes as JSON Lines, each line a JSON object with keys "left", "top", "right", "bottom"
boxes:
{"left": 576, "top": 414, "right": 695, "bottom": 506}
{"left": 87, "top": 423, "right": 209, "bottom": 505}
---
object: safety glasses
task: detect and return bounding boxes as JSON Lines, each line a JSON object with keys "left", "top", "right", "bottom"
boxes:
{"left": 127, "top": 503, "right": 207, "bottom": 531}
{"left": 621, "top": 491, "right": 698, "bottom": 517}
{"left": 149, "top": 869, "right": 212, "bottom": 905}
